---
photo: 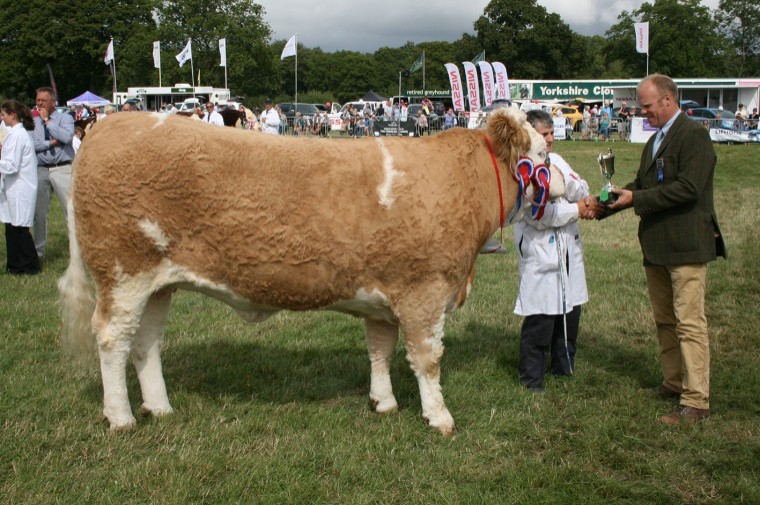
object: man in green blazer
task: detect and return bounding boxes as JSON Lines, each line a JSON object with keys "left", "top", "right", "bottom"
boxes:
{"left": 607, "top": 74, "right": 726, "bottom": 424}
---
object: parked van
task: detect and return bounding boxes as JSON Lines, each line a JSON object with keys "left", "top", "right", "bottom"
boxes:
{"left": 177, "top": 97, "right": 208, "bottom": 113}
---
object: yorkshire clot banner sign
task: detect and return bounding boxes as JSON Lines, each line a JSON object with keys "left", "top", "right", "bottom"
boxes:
{"left": 531, "top": 82, "right": 627, "bottom": 101}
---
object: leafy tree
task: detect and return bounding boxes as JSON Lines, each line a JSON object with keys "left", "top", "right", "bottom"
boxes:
{"left": 715, "top": 0, "right": 760, "bottom": 76}
{"left": 0, "top": 0, "right": 158, "bottom": 104}
{"left": 472, "top": 0, "right": 588, "bottom": 79}
{"left": 155, "top": 0, "right": 273, "bottom": 100}
{"left": 604, "top": 0, "right": 730, "bottom": 77}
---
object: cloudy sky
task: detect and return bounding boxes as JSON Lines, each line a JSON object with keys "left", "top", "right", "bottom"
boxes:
{"left": 255, "top": 0, "right": 721, "bottom": 54}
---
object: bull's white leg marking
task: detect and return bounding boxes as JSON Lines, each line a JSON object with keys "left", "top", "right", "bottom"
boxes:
{"left": 95, "top": 287, "right": 146, "bottom": 430}
{"left": 374, "top": 138, "right": 404, "bottom": 208}
{"left": 132, "top": 292, "right": 174, "bottom": 417}
{"left": 365, "top": 318, "right": 400, "bottom": 414}
{"left": 95, "top": 259, "right": 285, "bottom": 429}
{"left": 402, "top": 309, "right": 455, "bottom": 435}
{"left": 138, "top": 219, "right": 170, "bottom": 252}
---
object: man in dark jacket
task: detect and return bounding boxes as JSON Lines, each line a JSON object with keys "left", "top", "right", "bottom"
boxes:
{"left": 607, "top": 74, "right": 726, "bottom": 425}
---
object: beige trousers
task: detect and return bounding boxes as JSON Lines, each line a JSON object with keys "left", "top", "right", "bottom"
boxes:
{"left": 645, "top": 264, "right": 710, "bottom": 409}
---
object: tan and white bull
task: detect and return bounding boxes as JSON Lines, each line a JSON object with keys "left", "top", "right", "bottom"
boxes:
{"left": 59, "top": 109, "right": 546, "bottom": 435}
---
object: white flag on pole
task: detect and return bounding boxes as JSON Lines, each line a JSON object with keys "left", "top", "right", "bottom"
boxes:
{"left": 281, "top": 35, "right": 297, "bottom": 60}
{"left": 492, "top": 62, "right": 510, "bottom": 101}
{"left": 176, "top": 39, "right": 192, "bottom": 67}
{"left": 444, "top": 63, "right": 465, "bottom": 113}
{"left": 634, "top": 22, "right": 649, "bottom": 54}
{"left": 153, "top": 41, "right": 161, "bottom": 69}
{"left": 219, "top": 38, "right": 227, "bottom": 67}
{"left": 104, "top": 39, "right": 114, "bottom": 65}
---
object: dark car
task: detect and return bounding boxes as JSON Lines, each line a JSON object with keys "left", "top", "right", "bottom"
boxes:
{"left": 278, "top": 102, "right": 319, "bottom": 119}
{"left": 687, "top": 107, "right": 738, "bottom": 129}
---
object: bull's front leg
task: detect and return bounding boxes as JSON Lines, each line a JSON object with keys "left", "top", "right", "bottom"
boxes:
{"left": 132, "top": 291, "right": 174, "bottom": 418}
{"left": 398, "top": 306, "right": 456, "bottom": 436}
{"left": 365, "top": 318, "right": 400, "bottom": 414}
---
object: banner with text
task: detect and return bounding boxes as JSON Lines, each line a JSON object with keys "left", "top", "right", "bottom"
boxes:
{"left": 444, "top": 63, "right": 465, "bottom": 112}
{"left": 462, "top": 61, "right": 481, "bottom": 113}
{"left": 477, "top": 61, "right": 495, "bottom": 107}
{"left": 492, "top": 62, "right": 510, "bottom": 101}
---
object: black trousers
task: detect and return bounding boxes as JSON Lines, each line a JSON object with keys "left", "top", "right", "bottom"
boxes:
{"left": 518, "top": 305, "right": 581, "bottom": 390}
{"left": 5, "top": 223, "right": 41, "bottom": 275}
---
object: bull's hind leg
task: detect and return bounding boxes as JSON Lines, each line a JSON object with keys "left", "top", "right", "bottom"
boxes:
{"left": 132, "top": 290, "right": 174, "bottom": 418}
{"left": 365, "top": 319, "right": 400, "bottom": 414}
{"left": 93, "top": 298, "right": 147, "bottom": 431}
{"left": 397, "top": 301, "right": 456, "bottom": 436}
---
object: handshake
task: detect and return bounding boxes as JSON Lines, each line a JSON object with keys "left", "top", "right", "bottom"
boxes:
{"left": 577, "top": 188, "right": 633, "bottom": 220}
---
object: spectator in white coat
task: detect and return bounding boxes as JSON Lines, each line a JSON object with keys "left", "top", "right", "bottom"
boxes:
{"left": 260, "top": 98, "right": 280, "bottom": 135}
{"left": 0, "top": 100, "right": 40, "bottom": 274}
{"left": 202, "top": 102, "right": 224, "bottom": 126}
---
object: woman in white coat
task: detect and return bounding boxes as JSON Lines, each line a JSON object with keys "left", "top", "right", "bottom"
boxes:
{"left": 0, "top": 100, "right": 40, "bottom": 275}
{"left": 512, "top": 109, "right": 597, "bottom": 392}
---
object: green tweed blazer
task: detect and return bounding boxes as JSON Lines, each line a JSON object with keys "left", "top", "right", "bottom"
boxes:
{"left": 624, "top": 112, "right": 727, "bottom": 266}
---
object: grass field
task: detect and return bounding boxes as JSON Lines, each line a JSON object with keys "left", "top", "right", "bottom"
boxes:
{"left": 1, "top": 139, "right": 758, "bottom": 504}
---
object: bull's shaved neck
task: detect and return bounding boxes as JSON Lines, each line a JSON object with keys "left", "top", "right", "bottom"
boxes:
{"left": 375, "top": 138, "right": 404, "bottom": 208}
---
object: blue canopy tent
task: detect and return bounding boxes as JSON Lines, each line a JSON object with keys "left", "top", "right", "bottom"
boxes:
{"left": 66, "top": 91, "right": 111, "bottom": 107}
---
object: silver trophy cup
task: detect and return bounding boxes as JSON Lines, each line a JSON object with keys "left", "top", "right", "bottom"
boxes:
{"left": 598, "top": 148, "right": 617, "bottom": 204}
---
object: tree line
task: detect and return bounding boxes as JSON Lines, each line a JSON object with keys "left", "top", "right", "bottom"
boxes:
{"left": 0, "top": 0, "right": 756, "bottom": 107}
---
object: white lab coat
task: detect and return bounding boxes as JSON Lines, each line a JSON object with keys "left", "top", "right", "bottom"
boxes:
{"left": 0, "top": 123, "right": 38, "bottom": 227}
{"left": 260, "top": 108, "right": 280, "bottom": 135}
{"left": 513, "top": 152, "right": 589, "bottom": 316}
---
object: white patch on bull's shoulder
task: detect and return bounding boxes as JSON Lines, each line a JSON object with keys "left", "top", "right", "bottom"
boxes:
{"left": 138, "top": 219, "right": 170, "bottom": 252}
{"left": 374, "top": 138, "right": 404, "bottom": 208}
{"left": 326, "top": 287, "right": 396, "bottom": 322}
{"left": 151, "top": 112, "right": 168, "bottom": 128}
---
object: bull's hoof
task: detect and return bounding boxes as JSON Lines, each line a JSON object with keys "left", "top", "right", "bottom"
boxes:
{"left": 423, "top": 414, "right": 457, "bottom": 436}
{"left": 140, "top": 404, "right": 174, "bottom": 417}
{"left": 107, "top": 415, "right": 137, "bottom": 432}
{"left": 369, "top": 397, "right": 398, "bottom": 414}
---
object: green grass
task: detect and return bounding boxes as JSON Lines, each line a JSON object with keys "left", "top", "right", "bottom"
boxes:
{"left": 1, "top": 140, "right": 758, "bottom": 504}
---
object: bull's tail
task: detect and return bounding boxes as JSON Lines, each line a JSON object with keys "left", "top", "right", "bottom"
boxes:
{"left": 57, "top": 198, "right": 96, "bottom": 357}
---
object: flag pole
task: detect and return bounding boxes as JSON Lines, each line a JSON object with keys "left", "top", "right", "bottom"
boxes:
{"left": 158, "top": 43, "right": 162, "bottom": 88}
{"left": 190, "top": 49, "right": 195, "bottom": 98}
{"left": 294, "top": 33, "right": 298, "bottom": 110}
{"left": 422, "top": 50, "right": 426, "bottom": 94}
{"left": 110, "top": 37, "right": 117, "bottom": 99}
{"left": 646, "top": 50, "right": 649, "bottom": 76}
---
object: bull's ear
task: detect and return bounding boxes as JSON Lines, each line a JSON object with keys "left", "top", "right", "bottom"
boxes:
{"left": 486, "top": 109, "right": 531, "bottom": 164}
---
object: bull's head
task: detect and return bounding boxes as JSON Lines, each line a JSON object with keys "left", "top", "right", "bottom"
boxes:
{"left": 486, "top": 108, "right": 564, "bottom": 223}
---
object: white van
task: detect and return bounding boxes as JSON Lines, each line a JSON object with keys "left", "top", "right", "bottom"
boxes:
{"left": 177, "top": 98, "right": 203, "bottom": 113}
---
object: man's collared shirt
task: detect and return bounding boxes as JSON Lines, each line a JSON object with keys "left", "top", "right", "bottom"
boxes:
{"left": 33, "top": 111, "right": 75, "bottom": 165}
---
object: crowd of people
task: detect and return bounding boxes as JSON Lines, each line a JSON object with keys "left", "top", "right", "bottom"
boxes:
{"left": 1, "top": 74, "right": 727, "bottom": 426}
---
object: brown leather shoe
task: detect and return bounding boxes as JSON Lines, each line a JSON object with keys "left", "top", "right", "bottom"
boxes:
{"left": 659, "top": 405, "right": 710, "bottom": 425}
{"left": 657, "top": 385, "right": 681, "bottom": 400}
